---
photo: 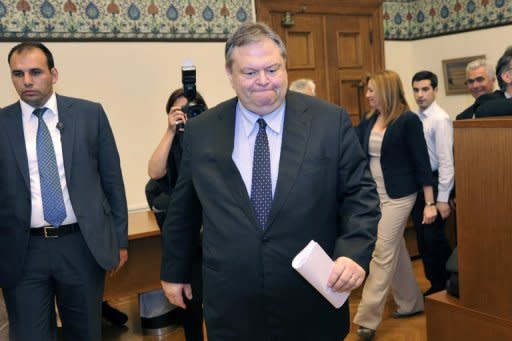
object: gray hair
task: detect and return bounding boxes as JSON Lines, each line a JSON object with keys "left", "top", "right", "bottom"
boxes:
{"left": 225, "top": 22, "right": 287, "bottom": 70}
{"left": 466, "top": 58, "right": 495, "bottom": 80}
{"left": 289, "top": 78, "right": 316, "bottom": 95}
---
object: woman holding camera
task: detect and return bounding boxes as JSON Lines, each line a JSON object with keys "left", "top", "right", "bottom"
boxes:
{"left": 148, "top": 88, "right": 207, "bottom": 341}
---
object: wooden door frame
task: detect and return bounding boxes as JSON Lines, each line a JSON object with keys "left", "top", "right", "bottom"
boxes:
{"left": 255, "top": 0, "right": 385, "bottom": 73}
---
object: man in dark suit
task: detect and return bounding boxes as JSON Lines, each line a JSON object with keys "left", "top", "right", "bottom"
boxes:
{"left": 456, "top": 58, "right": 503, "bottom": 120}
{"left": 0, "top": 42, "right": 128, "bottom": 340}
{"left": 160, "top": 22, "right": 380, "bottom": 341}
{"left": 476, "top": 47, "right": 512, "bottom": 118}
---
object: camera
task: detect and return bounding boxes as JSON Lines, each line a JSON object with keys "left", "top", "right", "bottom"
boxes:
{"left": 178, "top": 65, "right": 207, "bottom": 132}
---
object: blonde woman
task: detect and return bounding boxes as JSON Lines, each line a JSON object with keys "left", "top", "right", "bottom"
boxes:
{"left": 353, "top": 70, "right": 437, "bottom": 340}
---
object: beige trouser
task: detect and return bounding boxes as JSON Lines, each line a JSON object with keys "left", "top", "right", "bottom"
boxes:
{"left": 354, "top": 192, "right": 424, "bottom": 330}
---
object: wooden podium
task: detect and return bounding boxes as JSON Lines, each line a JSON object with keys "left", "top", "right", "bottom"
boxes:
{"left": 425, "top": 117, "right": 512, "bottom": 339}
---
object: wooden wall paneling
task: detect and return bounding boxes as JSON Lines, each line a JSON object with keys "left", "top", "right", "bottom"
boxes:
{"left": 426, "top": 291, "right": 512, "bottom": 341}
{"left": 453, "top": 118, "right": 512, "bottom": 320}
{"left": 425, "top": 118, "right": 512, "bottom": 340}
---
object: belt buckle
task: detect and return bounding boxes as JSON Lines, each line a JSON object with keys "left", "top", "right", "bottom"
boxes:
{"left": 43, "top": 226, "right": 59, "bottom": 239}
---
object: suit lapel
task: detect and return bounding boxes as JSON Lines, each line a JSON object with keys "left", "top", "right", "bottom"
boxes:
{"left": 266, "top": 94, "right": 311, "bottom": 229}
{"left": 5, "top": 103, "right": 30, "bottom": 190}
{"left": 56, "top": 95, "right": 76, "bottom": 184}
{"left": 214, "top": 99, "right": 261, "bottom": 229}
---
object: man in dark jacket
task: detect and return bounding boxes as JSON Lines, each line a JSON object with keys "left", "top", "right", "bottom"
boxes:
{"left": 456, "top": 58, "right": 502, "bottom": 120}
{"left": 475, "top": 47, "right": 512, "bottom": 118}
{"left": 0, "top": 42, "right": 128, "bottom": 341}
{"left": 160, "top": 22, "right": 380, "bottom": 341}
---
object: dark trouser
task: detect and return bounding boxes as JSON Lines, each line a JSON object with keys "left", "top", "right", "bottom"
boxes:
{"left": 179, "top": 247, "right": 204, "bottom": 341}
{"left": 411, "top": 176, "right": 452, "bottom": 290}
{"left": 3, "top": 231, "right": 105, "bottom": 341}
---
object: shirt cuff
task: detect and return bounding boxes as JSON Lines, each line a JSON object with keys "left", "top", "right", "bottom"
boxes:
{"left": 437, "top": 191, "right": 450, "bottom": 203}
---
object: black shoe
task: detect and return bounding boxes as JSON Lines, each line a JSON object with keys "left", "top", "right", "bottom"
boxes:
{"left": 357, "top": 326, "right": 375, "bottom": 340}
{"left": 423, "top": 286, "right": 444, "bottom": 296}
{"left": 102, "top": 301, "right": 128, "bottom": 326}
{"left": 392, "top": 310, "right": 424, "bottom": 319}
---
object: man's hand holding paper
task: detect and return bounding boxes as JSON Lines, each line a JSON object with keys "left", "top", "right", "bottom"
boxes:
{"left": 293, "top": 240, "right": 367, "bottom": 308}
{"left": 327, "top": 257, "right": 366, "bottom": 292}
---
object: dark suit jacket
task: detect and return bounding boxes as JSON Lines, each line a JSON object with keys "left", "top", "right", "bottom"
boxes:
{"left": 456, "top": 90, "right": 505, "bottom": 120}
{"left": 356, "top": 111, "right": 433, "bottom": 198}
{"left": 160, "top": 92, "right": 380, "bottom": 341}
{"left": 475, "top": 97, "right": 512, "bottom": 118}
{"left": 0, "top": 95, "right": 128, "bottom": 288}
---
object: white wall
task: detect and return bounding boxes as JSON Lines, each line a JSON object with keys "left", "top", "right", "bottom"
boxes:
{"left": 0, "top": 42, "right": 234, "bottom": 211}
{"left": 2, "top": 25, "right": 510, "bottom": 210}
{"left": 385, "top": 24, "right": 512, "bottom": 119}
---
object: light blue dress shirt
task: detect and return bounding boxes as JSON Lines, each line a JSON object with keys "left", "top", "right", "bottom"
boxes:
{"left": 232, "top": 101, "right": 286, "bottom": 198}
{"left": 21, "top": 93, "right": 78, "bottom": 227}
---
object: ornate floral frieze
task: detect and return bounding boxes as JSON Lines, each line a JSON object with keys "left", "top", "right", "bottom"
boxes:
{"left": 0, "top": 0, "right": 254, "bottom": 41}
{"left": 383, "top": 0, "right": 512, "bottom": 40}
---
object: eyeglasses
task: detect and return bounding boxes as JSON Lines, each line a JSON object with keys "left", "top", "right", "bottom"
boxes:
{"left": 464, "top": 76, "right": 487, "bottom": 86}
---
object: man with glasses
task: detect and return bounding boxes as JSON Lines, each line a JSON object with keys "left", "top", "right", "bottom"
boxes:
{"left": 456, "top": 59, "right": 503, "bottom": 120}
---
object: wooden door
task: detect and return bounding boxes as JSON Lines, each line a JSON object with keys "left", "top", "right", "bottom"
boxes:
{"left": 256, "top": 0, "right": 384, "bottom": 125}
{"left": 271, "top": 14, "right": 328, "bottom": 100}
{"left": 326, "top": 15, "right": 375, "bottom": 124}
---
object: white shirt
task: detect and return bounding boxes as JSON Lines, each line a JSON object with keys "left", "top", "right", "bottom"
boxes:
{"left": 21, "top": 92, "right": 78, "bottom": 227}
{"left": 232, "top": 101, "right": 285, "bottom": 198}
{"left": 416, "top": 101, "right": 454, "bottom": 202}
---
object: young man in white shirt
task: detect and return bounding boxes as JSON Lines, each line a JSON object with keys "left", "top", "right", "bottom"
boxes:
{"left": 411, "top": 71, "right": 454, "bottom": 296}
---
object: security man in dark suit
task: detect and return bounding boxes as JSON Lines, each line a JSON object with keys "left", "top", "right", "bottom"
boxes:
{"left": 160, "top": 22, "right": 380, "bottom": 341}
{"left": 0, "top": 42, "right": 128, "bottom": 340}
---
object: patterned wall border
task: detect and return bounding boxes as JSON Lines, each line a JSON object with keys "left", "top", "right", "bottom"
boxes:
{"left": 0, "top": 0, "right": 255, "bottom": 41}
{"left": 384, "top": 0, "right": 512, "bottom": 40}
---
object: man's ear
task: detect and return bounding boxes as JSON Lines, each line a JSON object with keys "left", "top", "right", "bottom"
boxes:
{"left": 225, "top": 65, "right": 235, "bottom": 88}
{"left": 501, "top": 70, "right": 512, "bottom": 85}
{"left": 225, "top": 65, "right": 233, "bottom": 81}
{"left": 51, "top": 67, "right": 59, "bottom": 84}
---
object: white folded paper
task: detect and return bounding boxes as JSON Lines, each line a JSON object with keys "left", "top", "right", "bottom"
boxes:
{"left": 292, "top": 240, "right": 349, "bottom": 308}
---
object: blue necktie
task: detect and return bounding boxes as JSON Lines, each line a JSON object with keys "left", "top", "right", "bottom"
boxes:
{"left": 250, "top": 118, "right": 272, "bottom": 229}
{"left": 33, "top": 108, "right": 67, "bottom": 227}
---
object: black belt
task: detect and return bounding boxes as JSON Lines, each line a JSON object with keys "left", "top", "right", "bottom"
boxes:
{"left": 30, "top": 223, "right": 79, "bottom": 238}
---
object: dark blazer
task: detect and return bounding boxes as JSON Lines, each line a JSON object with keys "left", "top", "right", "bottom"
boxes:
{"left": 356, "top": 111, "right": 433, "bottom": 199}
{"left": 160, "top": 92, "right": 380, "bottom": 341}
{"left": 0, "top": 95, "right": 128, "bottom": 288}
{"left": 456, "top": 90, "right": 505, "bottom": 120}
{"left": 475, "top": 97, "right": 512, "bottom": 118}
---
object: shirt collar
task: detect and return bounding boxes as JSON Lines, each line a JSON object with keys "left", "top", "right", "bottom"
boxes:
{"left": 238, "top": 100, "right": 286, "bottom": 137}
{"left": 21, "top": 92, "right": 58, "bottom": 122}
{"left": 418, "top": 101, "right": 437, "bottom": 117}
